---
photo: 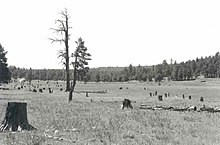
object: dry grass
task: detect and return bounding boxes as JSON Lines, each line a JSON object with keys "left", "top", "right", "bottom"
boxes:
{"left": 0, "top": 79, "right": 220, "bottom": 144}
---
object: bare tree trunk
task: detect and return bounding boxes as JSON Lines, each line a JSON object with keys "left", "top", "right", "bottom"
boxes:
{"left": 65, "top": 58, "right": 70, "bottom": 92}
{"left": 69, "top": 57, "right": 77, "bottom": 102}
{"left": 65, "top": 13, "right": 70, "bottom": 92}
{"left": 0, "top": 102, "right": 36, "bottom": 132}
{"left": 69, "top": 80, "right": 76, "bottom": 102}
{"left": 50, "top": 9, "right": 71, "bottom": 92}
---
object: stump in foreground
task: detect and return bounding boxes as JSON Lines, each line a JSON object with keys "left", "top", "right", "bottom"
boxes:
{"left": 0, "top": 102, "right": 36, "bottom": 132}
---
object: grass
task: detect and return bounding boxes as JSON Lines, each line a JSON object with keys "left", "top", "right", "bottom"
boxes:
{"left": 0, "top": 79, "right": 220, "bottom": 144}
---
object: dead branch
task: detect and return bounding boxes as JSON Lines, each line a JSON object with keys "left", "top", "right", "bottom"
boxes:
{"left": 49, "top": 38, "right": 65, "bottom": 44}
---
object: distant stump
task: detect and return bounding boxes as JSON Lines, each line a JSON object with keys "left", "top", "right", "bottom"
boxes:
{"left": 158, "top": 95, "right": 163, "bottom": 101}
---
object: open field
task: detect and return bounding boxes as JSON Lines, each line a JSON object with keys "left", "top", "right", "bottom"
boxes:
{"left": 0, "top": 79, "right": 220, "bottom": 145}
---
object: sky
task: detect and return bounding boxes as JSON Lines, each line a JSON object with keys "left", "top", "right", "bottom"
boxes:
{"left": 0, "top": 0, "right": 220, "bottom": 69}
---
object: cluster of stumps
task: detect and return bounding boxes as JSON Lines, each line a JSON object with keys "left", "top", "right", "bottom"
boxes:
{"left": 149, "top": 90, "right": 204, "bottom": 103}
{"left": 120, "top": 88, "right": 219, "bottom": 113}
{"left": 11, "top": 81, "right": 64, "bottom": 93}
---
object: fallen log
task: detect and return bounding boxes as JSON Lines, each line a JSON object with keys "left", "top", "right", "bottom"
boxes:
{"left": 74, "top": 90, "right": 108, "bottom": 94}
{"left": 140, "top": 105, "right": 220, "bottom": 113}
{"left": 74, "top": 90, "right": 108, "bottom": 97}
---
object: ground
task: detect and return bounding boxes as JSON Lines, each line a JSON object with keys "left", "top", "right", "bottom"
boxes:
{"left": 0, "top": 79, "right": 220, "bottom": 145}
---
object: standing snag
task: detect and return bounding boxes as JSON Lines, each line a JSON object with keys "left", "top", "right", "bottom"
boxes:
{"left": 0, "top": 102, "right": 36, "bottom": 132}
{"left": 50, "top": 8, "right": 71, "bottom": 92}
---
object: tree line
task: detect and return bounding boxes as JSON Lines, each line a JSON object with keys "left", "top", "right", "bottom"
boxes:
{"left": 87, "top": 52, "right": 220, "bottom": 82}
{"left": 8, "top": 52, "right": 220, "bottom": 83}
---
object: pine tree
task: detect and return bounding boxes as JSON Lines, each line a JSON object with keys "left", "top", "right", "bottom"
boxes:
{"left": 25, "top": 68, "right": 33, "bottom": 84}
{"left": 0, "top": 44, "right": 10, "bottom": 83}
{"left": 69, "top": 38, "right": 91, "bottom": 102}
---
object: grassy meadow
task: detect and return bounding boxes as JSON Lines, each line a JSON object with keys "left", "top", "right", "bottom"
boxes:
{"left": 0, "top": 79, "right": 220, "bottom": 145}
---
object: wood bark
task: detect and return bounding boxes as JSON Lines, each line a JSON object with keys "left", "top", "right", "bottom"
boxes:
{"left": 65, "top": 13, "right": 70, "bottom": 92}
{"left": 0, "top": 102, "right": 36, "bottom": 132}
{"left": 50, "top": 9, "right": 71, "bottom": 92}
{"left": 69, "top": 56, "right": 77, "bottom": 102}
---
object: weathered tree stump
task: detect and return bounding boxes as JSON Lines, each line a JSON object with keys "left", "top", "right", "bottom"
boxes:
{"left": 200, "top": 97, "right": 204, "bottom": 102}
{"left": 122, "top": 99, "right": 133, "bottom": 109}
{"left": 0, "top": 102, "right": 36, "bottom": 132}
{"left": 165, "top": 93, "right": 167, "bottom": 97}
{"left": 158, "top": 95, "right": 163, "bottom": 101}
{"left": 86, "top": 92, "right": 89, "bottom": 97}
{"left": 49, "top": 88, "right": 53, "bottom": 93}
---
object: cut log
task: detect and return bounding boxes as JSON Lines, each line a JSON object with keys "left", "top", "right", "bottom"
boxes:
{"left": 0, "top": 102, "right": 36, "bottom": 132}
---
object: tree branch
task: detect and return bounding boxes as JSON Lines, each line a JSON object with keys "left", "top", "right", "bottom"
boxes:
{"left": 50, "top": 28, "right": 65, "bottom": 34}
{"left": 48, "top": 38, "right": 65, "bottom": 44}
{"left": 55, "top": 19, "right": 66, "bottom": 31}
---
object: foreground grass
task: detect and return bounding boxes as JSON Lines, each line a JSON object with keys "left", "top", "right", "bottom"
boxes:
{"left": 0, "top": 80, "right": 220, "bottom": 144}
{"left": 1, "top": 99, "right": 220, "bottom": 145}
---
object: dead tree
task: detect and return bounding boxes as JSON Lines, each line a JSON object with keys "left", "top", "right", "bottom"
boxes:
{"left": 0, "top": 102, "right": 35, "bottom": 132}
{"left": 49, "top": 8, "right": 71, "bottom": 92}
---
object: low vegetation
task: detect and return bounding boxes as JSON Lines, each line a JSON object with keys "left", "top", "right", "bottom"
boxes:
{"left": 0, "top": 79, "right": 220, "bottom": 144}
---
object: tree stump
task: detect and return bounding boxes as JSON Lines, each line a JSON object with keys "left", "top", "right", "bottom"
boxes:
{"left": 158, "top": 95, "right": 163, "bottom": 101}
{"left": 0, "top": 102, "right": 36, "bottom": 132}
{"left": 200, "top": 97, "right": 204, "bottom": 102}
{"left": 122, "top": 99, "right": 133, "bottom": 109}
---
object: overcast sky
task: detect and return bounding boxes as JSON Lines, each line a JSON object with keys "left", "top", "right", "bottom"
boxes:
{"left": 0, "top": 0, "right": 220, "bottom": 69}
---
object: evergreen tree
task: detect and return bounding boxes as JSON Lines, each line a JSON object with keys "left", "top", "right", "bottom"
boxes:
{"left": 122, "top": 67, "right": 129, "bottom": 81}
{"left": 135, "top": 65, "right": 143, "bottom": 81}
{"left": 155, "top": 64, "right": 163, "bottom": 82}
{"left": 171, "top": 64, "right": 178, "bottom": 81}
{"left": 0, "top": 44, "right": 10, "bottom": 83}
{"left": 26, "top": 68, "right": 33, "bottom": 84}
{"left": 69, "top": 38, "right": 91, "bottom": 102}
